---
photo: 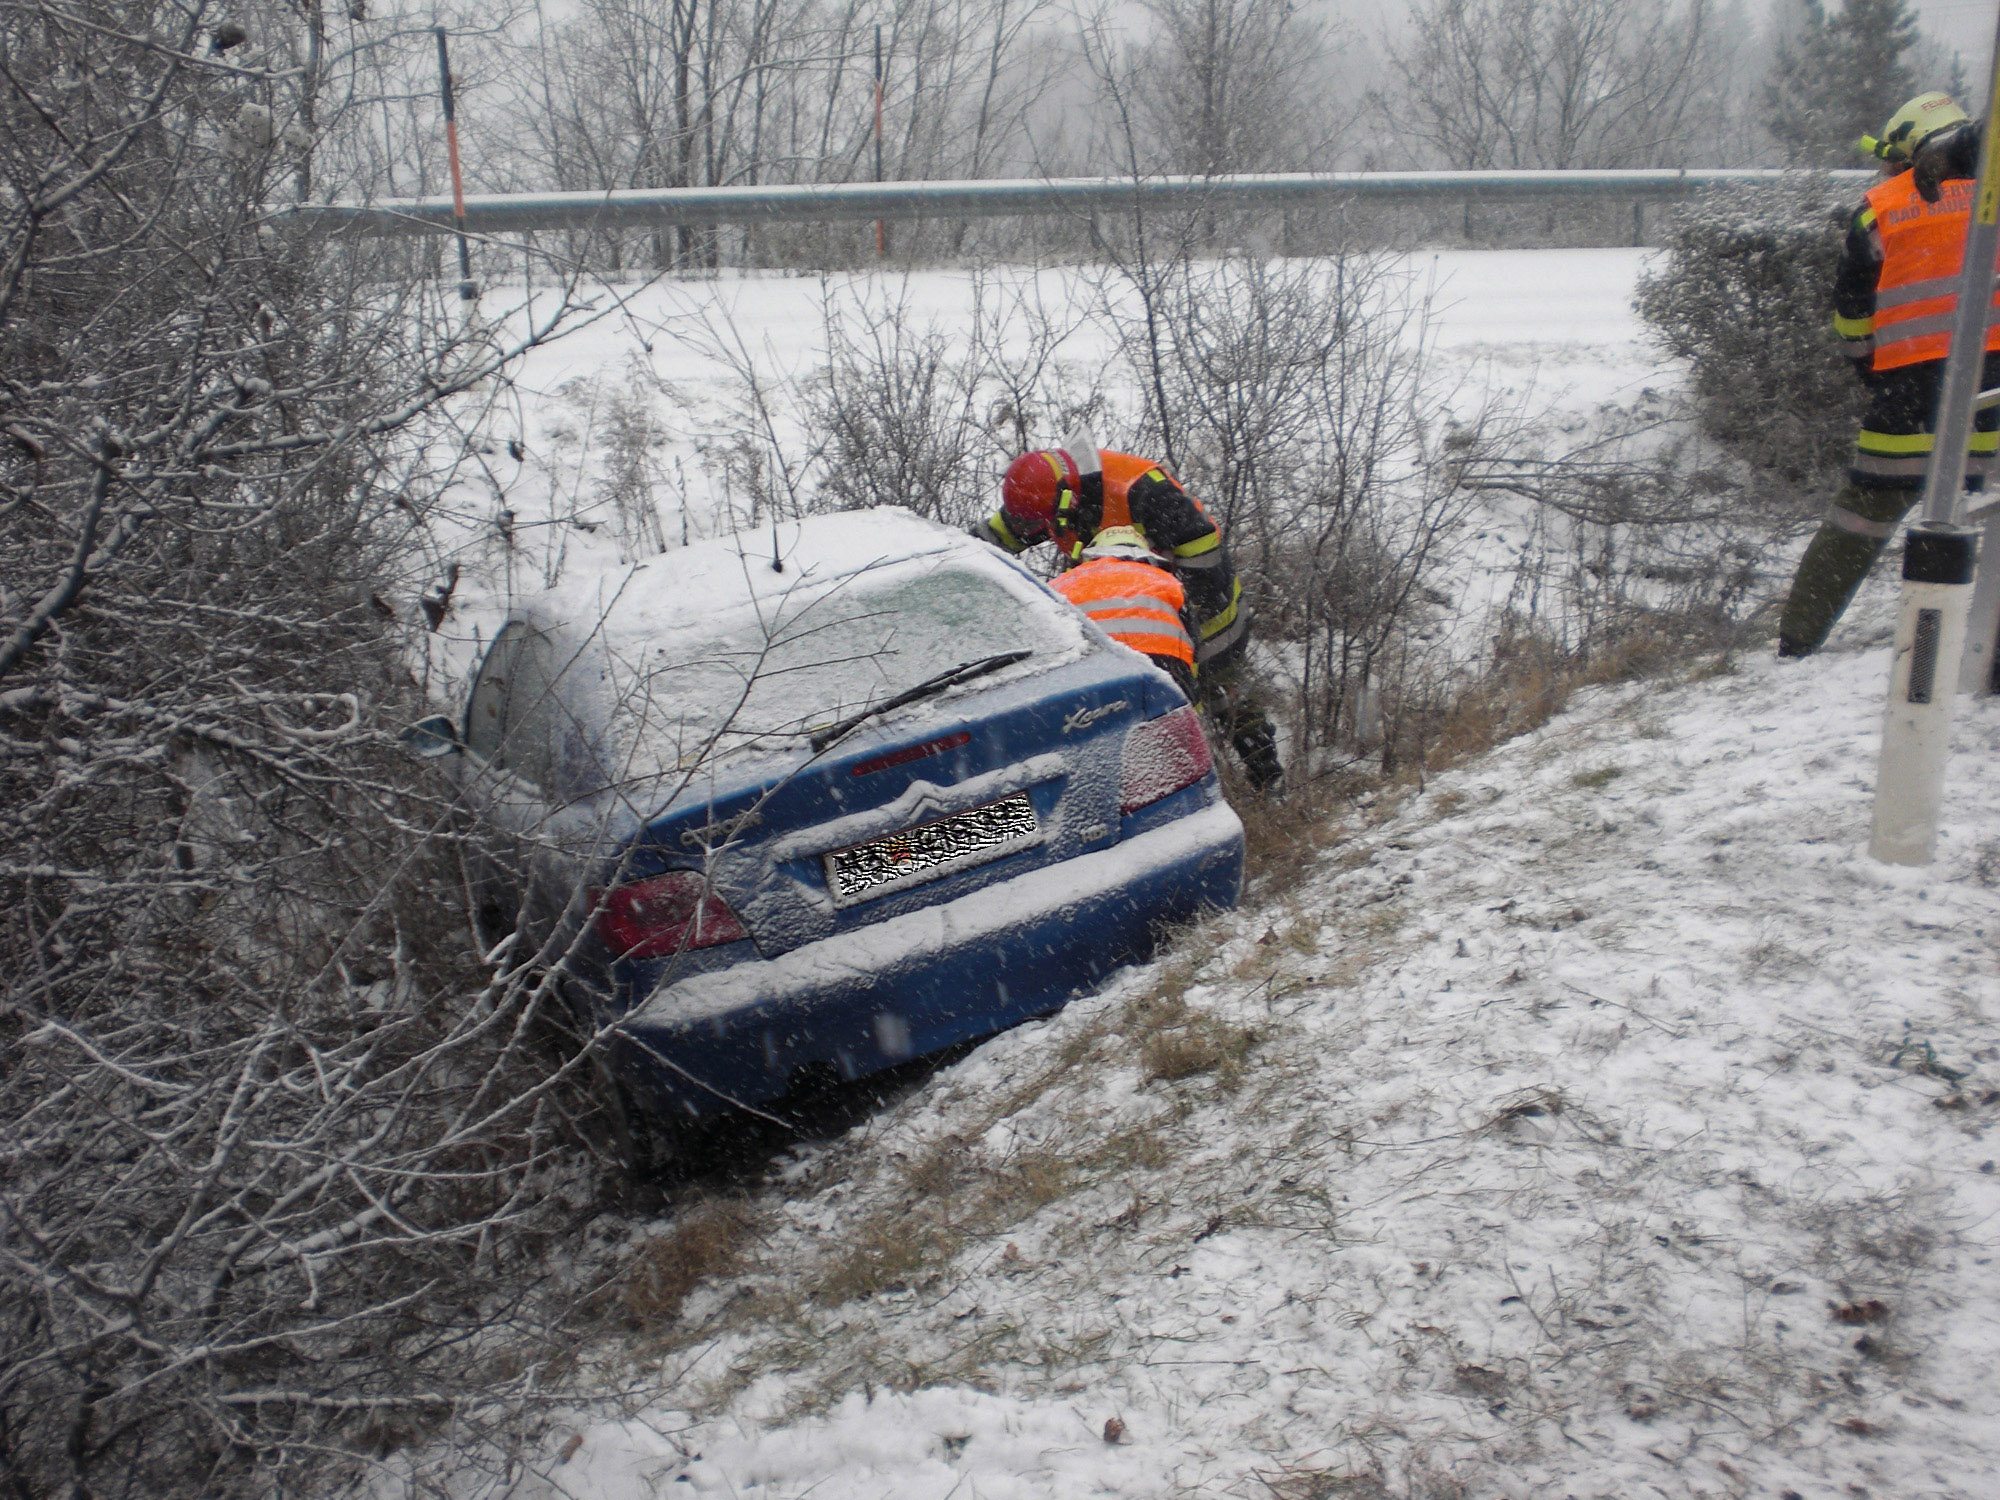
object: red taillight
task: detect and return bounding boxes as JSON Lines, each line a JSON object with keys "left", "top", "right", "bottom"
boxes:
{"left": 592, "top": 872, "right": 748, "bottom": 960}
{"left": 1119, "top": 705, "right": 1214, "bottom": 813}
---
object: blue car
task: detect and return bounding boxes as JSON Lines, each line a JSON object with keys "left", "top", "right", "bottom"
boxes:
{"left": 438, "top": 508, "right": 1243, "bottom": 1132}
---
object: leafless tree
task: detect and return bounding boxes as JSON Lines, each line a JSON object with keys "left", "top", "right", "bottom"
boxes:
{"left": 1380, "top": 0, "right": 1723, "bottom": 170}
{"left": 808, "top": 268, "right": 1099, "bottom": 524}
{"left": 494, "top": 0, "right": 816, "bottom": 268}
{"left": 1090, "top": 249, "right": 1512, "bottom": 769}
{"left": 483, "top": 0, "right": 1064, "bottom": 271}
{"left": 1131, "top": 0, "right": 1344, "bottom": 176}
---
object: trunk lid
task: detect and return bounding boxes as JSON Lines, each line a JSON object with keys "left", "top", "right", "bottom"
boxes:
{"left": 623, "top": 650, "right": 1179, "bottom": 959}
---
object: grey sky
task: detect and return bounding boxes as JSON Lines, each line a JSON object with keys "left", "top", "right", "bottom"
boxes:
{"left": 1343, "top": 0, "right": 1995, "bottom": 63}
{"left": 1913, "top": 1, "right": 1995, "bottom": 64}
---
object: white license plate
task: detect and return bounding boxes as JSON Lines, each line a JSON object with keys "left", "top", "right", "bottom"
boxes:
{"left": 825, "top": 792, "right": 1042, "bottom": 906}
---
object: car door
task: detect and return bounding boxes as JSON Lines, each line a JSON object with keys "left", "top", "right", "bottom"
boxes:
{"left": 459, "top": 620, "right": 621, "bottom": 939}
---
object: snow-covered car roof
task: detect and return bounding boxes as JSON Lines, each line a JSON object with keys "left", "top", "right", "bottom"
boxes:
{"left": 484, "top": 508, "right": 1091, "bottom": 789}
{"left": 535, "top": 507, "right": 1036, "bottom": 646}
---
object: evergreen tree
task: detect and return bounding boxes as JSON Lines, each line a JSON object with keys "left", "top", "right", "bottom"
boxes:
{"left": 1764, "top": 0, "right": 1924, "bottom": 166}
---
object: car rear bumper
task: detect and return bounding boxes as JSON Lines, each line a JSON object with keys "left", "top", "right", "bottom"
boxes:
{"left": 611, "top": 797, "right": 1244, "bottom": 1120}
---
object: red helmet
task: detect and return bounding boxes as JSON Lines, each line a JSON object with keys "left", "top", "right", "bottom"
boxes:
{"left": 1001, "top": 449, "right": 1081, "bottom": 543}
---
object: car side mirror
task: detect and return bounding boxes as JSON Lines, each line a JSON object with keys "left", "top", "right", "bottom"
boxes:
{"left": 399, "top": 714, "right": 462, "bottom": 758}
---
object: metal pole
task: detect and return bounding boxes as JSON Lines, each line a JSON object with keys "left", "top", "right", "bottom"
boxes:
{"left": 434, "top": 28, "right": 478, "bottom": 318}
{"left": 1868, "top": 10, "right": 2000, "bottom": 865}
{"left": 1960, "top": 497, "right": 2000, "bottom": 693}
{"left": 1916, "top": 113, "right": 2000, "bottom": 528}
{"left": 298, "top": 0, "right": 323, "bottom": 201}
{"left": 873, "top": 25, "right": 885, "bottom": 258}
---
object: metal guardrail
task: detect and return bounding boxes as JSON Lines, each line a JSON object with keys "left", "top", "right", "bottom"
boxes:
{"left": 285, "top": 168, "right": 1876, "bottom": 237}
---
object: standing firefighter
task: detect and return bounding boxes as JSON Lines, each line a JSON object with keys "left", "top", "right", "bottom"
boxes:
{"left": 975, "top": 437, "right": 1284, "bottom": 790}
{"left": 1780, "top": 91, "right": 1995, "bottom": 657}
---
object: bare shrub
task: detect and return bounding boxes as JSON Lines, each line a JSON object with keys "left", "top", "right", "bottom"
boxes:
{"left": 675, "top": 302, "right": 827, "bottom": 530}
{"left": 681, "top": 264, "right": 1107, "bottom": 537}
{"left": 810, "top": 279, "right": 995, "bottom": 522}
{"left": 1093, "top": 248, "right": 1514, "bottom": 777}
{"left": 527, "top": 361, "right": 685, "bottom": 581}
{"left": 810, "top": 268, "right": 1108, "bottom": 529}
{"left": 0, "top": 3, "right": 607, "bottom": 1493}
{"left": 595, "top": 361, "right": 676, "bottom": 558}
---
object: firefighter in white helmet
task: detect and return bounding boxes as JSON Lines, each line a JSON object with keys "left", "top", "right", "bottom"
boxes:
{"left": 1780, "top": 91, "right": 1994, "bottom": 655}
{"left": 1048, "top": 526, "right": 1200, "bottom": 699}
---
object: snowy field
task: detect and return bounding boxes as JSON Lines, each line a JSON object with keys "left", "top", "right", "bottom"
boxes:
{"left": 397, "top": 251, "right": 2000, "bottom": 1498}
{"left": 424, "top": 250, "right": 1657, "bottom": 579}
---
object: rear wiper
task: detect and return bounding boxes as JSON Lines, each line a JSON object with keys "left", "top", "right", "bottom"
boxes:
{"left": 809, "top": 650, "right": 1033, "bottom": 753}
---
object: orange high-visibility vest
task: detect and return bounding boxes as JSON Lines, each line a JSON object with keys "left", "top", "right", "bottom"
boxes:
{"left": 1094, "top": 451, "right": 1171, "bottom": 530}
{"left": 1091, "top": 452, "right": 1218, "bottom": 530}
{"left": 1050, "top": 557, "right": 1195, "bottom": 668}
{"left": 1865, "top": 171, "right": 2000, "bottom": 371}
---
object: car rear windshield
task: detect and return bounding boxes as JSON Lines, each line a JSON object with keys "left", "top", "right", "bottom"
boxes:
{"left": 618, "top": 556, "right": 1079, "bottom": 766}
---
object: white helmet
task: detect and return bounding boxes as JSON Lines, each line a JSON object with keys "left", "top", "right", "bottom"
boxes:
{"left": 1080, "top": 525, "right": 1167, "bottom": 564}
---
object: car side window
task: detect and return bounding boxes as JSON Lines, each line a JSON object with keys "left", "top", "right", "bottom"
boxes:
{"left": 465, "top": 622, "right": 568, "bottom": 792}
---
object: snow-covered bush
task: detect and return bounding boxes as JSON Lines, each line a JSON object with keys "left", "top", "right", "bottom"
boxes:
{"left": 811, "top": 282, "right": 997, "bottom": 523}
{"left": 0, "top": 4, "right": 607, "bottom": 1494}
{"left": 809, "top": 271, "right": 1109, "bottom": 531}
{"left": 1636, "top": 182, "right": 1866, "bottom": 522}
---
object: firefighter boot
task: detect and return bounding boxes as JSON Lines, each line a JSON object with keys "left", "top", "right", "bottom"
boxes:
{"left": 1776, "top": 488, "right": 1911, "bottom": 657}
{"left": 1231, "top": 714, "right": 1285, "bottom": 793}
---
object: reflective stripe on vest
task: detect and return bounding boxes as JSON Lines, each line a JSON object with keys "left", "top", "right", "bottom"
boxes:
{"left": 1865, "top": 173, "right": 2000, "bottom": 371}
{"left": 1050, "top": 558, "right": 1194, "bottom": 667}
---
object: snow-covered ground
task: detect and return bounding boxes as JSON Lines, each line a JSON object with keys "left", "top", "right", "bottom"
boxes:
{"left": 464, "top": 617, "right": 2000, "bottom": 1500}
{"left": 398, "top": 250, "right": 2000, "bottom": 1498}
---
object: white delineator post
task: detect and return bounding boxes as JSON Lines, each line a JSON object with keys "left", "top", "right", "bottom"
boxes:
{"left": 1870, "top": 27, "right": 2000, "bottom": 865}
{"left": 1872, "top": 529, "right": 1978, "bottom": 862}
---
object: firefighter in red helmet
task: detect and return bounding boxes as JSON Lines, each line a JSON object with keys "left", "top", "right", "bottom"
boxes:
{"left": 974, "top": 435, "right": 1283, "bottom": 791}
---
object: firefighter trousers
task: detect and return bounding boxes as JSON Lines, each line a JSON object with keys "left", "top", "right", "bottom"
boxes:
{"left": 1197, "top": 647, "right": 1283, "bottom": 792}
{"left": 1779, "top": 355, "right": 2000, "bottom": 656}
